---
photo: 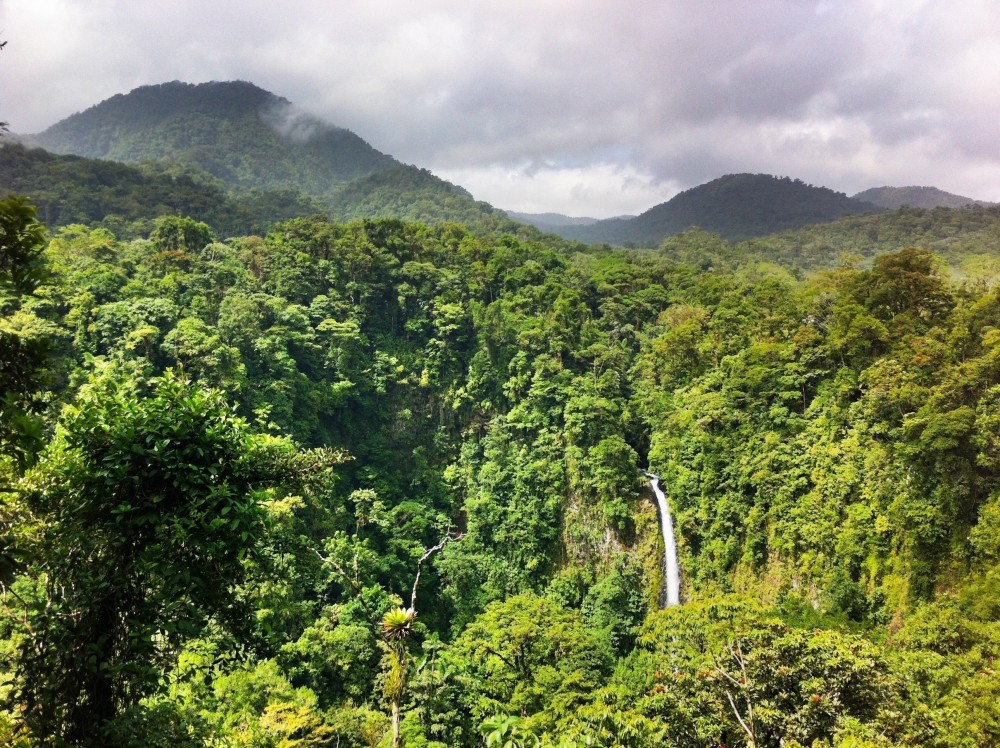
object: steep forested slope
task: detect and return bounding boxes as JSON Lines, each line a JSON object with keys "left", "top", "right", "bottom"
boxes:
{"left": 34, "top": 80, "right": 396, "bottom": 192}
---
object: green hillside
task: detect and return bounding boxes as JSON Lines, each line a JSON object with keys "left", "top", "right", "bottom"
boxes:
{"left": 650, "top": 204, "right": 1000, "bottom": 277}
{"left": 558, "top": 173, "right": 881, "bottom": 245}
{"left": 327, "top": 165, "right": 521, "bottom": 233}
{"left": 0, "top": 142, "right": 325, "bottom": 236}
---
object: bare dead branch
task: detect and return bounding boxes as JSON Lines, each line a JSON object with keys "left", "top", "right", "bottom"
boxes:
{"left": 410, "top": 530, "right": 464, "bottom": 613}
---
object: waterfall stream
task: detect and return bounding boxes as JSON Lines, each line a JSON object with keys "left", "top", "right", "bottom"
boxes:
{"left": 645, "top": 472, "right": 681, "bottom": 607}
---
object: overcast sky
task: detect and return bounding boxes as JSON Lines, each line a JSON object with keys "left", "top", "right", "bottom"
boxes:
{"left": 2, "top": 0, "right": 999, "bottom": 217}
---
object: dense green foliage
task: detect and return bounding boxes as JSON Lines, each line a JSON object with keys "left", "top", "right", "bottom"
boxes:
{"left": 327, "top": 166, "right": 519, "bottom": 235}
{"left": 653, "top": 204, "right": 1000, "bottom": 277}
{"left": 0, "top": 195, "right": 50, "bottom": 467}
{"left": 0, "top": 143, "right": 326, "bottom": 236}
{"left": 555, "top": 174, "right": 881, "bottom": 245}
{"left": 1, "top": 194, "right": 1000, "bottom": 746}
{"left": 14, "top": 372, "right": 302, "bottom": 741}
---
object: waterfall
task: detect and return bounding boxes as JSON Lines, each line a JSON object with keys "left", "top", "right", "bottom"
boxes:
{"left": 645, "top": 472, "right": 681, "bottom": 607}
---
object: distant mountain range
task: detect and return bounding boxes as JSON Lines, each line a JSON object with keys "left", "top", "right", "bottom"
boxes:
{"left": 851, "top": 185, "right": 993, "bottom": 210}
{"left": 537, "top": 174, "right": 883, "bottom": 245}
{"left": 506, "top": 211, "right": 634, "bottom": 229}
{"left": 509, "top": 182, "right": 997, "bottom": 243}
{"left": 6, "top": 80, "right": 993, "bottom": 244}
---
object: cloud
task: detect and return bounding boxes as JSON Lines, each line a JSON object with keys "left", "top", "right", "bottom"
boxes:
{"left": 2, "top": 0, "right": 999, "bottom": 214}
{"left": 438, "top": 161, "right": 679, "bottom": 217}
{"left": 261, "top": 102, "right": 323, "bottom": 145}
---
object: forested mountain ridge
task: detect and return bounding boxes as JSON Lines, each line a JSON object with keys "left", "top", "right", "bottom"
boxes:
{"left": 2, "top": 187, "right": 1000, "bottom": 744}
{"left": 27, "top": 82, "right": 904, "bottom": 247}
{"left": 28, "top": 80, "right": 520, "bottom": 235}
{"left": 34, "top": 80, "right": 396, "bottom": 192}
{"left": 41, "top": 80, "right": 994, "bottom": 253}
{"left": 552, "top": 173, "right": 882, "bottom": 245}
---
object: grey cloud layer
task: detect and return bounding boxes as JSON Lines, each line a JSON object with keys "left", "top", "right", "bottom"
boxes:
{"left": 2, "top": 0, "right": 998, "bottom": 215}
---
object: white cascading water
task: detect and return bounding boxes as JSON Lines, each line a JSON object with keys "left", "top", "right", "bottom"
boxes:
{"left": 646, "top": 472, "right": 681, "bottom": 607}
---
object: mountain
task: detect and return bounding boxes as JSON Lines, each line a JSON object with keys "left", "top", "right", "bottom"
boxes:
{"left": 551, "top": 173, "right": 882, "bottom": 245}
{"left": 30, "top": 80, "right": 520, "bottom": 234}
{"left": 506, "top": 211, "right": 604, "bottom": 227}
{"left": 853, "top": 185, "right": 992, "bottom": 209}
{"left": 35, "top": 81, "right": 396, "bottom": 194}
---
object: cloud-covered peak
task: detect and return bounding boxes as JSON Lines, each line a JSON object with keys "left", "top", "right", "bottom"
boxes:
{"left": 3, "top": 0, "right": 998, "bottom": 216}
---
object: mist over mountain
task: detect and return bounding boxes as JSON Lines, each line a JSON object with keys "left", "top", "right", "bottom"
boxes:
{"left": 29, "top": 80, "right": 520, "bottom": 234}
{"left": 35, "top": 81, "right": 395, "bottom": 193}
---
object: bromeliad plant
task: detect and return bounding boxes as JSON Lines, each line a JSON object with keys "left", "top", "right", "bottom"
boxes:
{"left": 382, "top": 606, "right": 417, "bottom": 643}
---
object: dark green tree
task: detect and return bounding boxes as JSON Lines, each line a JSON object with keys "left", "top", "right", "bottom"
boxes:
{"left": 11, "top": 370, "right": 298, "bottom": 744}
{"left": 0, "top": 196, "right": 50, "bottom": 466}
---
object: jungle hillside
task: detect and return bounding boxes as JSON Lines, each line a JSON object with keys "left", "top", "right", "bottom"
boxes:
{"left": 1, "top": 80, "right": 1000, "bottom": 748}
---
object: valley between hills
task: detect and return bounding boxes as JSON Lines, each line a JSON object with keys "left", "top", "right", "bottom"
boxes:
{"left": 1, "top": 79, "right": 999, "bottom": 747}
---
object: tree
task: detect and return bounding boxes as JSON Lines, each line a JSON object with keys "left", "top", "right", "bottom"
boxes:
{"left": 148, "top": 214, "right": 214, "bottom": 253}
{"left": 857, "top": 247, "right": 952, "bottom": 326}
{"left": 627, "top": 598, "right": 893, "bottom": 747}
{"left": 382, "top": 607, "right": 417, "bottom": 748}
{"left": 0, "top": 197, "right": 45, "bottom": 294}
{"left": 0, "top": 197, "right": 50, "bottom": 466}
{"left": 11, "top": 370, "right": 299, "bottom": 744}
{"left": 316, "top": 528, "right": 462, "bottom": 748}
{"left": 449, "top": 592, "right": 611, "bottom": 731}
